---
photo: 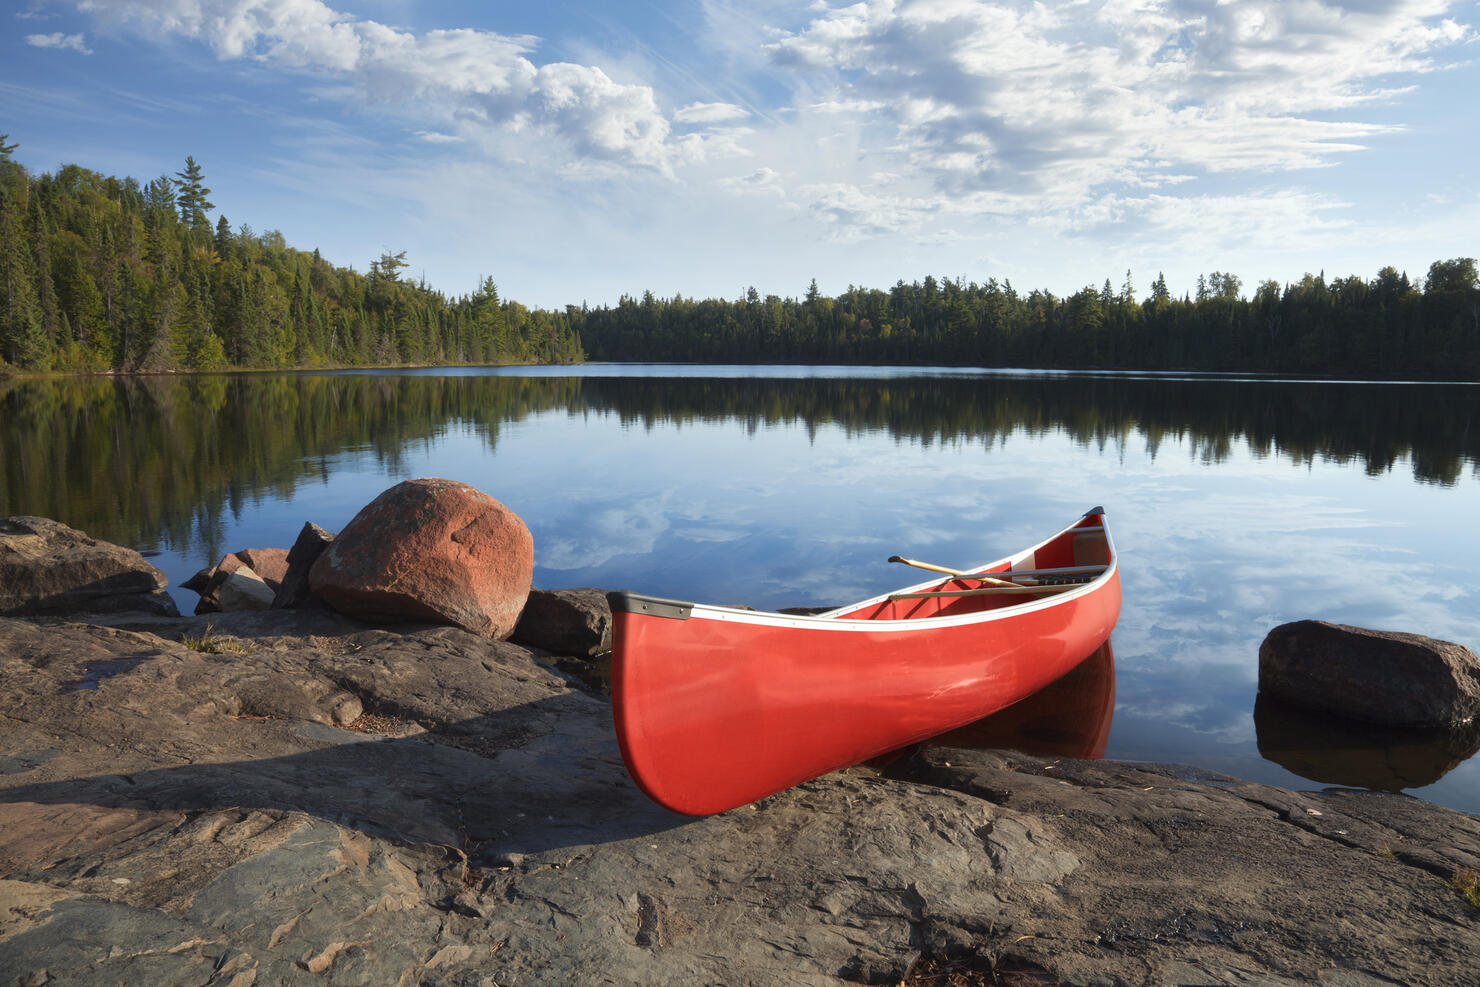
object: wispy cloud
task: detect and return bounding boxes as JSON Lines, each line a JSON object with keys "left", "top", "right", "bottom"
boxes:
{"left": 674, "top": 101, "right": 750, "bottom": 123}
{"left": 26, "top": 31, "right": 92, "bottom": 54}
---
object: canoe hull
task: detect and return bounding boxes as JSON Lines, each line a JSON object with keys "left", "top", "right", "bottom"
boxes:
{"left": 610, "top": 511, "right": 1121, "bottom": 815}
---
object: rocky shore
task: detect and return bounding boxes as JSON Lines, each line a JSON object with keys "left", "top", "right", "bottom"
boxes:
{"left": 2, "top": 510, "right": 1478, "bottom": 985}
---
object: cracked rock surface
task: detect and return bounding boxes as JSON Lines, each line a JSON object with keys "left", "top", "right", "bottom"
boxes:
{"left": 1, "top": 610, "right": 1476, "bottom": 986}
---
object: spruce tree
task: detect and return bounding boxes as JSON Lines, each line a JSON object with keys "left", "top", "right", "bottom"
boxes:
{"left": 173, "top": 156, "right": 214, "bottom": 234}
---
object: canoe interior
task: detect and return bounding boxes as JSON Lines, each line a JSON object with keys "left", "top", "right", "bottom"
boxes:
{"left": 829, "top": 518, "right": 1112, "bottom": 622}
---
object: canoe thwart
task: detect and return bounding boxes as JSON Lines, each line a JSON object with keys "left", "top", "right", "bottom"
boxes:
{"left": 889, "top": 583, "right": 1082, "bottom": 601}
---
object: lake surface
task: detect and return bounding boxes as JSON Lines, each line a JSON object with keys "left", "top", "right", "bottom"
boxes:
{"left": 3, "top": 366, "right": 1478, "bottom": 812}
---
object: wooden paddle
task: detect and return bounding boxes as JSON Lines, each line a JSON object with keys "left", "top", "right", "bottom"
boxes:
{"left": 887, "top": 555, "right": 1019, "bottom": 588}
{"left": 890, "top": 556, "right": 1109, "bottom": 585}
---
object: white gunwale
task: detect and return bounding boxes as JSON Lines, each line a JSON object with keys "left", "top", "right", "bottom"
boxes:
{"left": 672, "top": 513, "right": 1118, "bottom": 634}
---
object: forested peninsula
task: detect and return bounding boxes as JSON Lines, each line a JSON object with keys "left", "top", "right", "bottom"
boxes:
{"left": 2, "top": 140, "right": 1477, "bottom": 379}
{"left": 0, "top": 141, "right": 583, "bottom": 372}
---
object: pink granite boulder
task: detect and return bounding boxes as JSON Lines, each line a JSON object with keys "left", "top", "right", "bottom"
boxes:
{"left": 237, "top": 547, "right": 289, "bottom": 588}
{"left": 309, "top": 479, "right": 533, "bottom": 639}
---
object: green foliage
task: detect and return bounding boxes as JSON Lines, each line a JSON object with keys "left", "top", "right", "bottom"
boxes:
{"left": 575, "top": 264, "right": 1480, "bottom": 380}
{"left": 173, "top": 155, "right": 214, "bottom": 234}
{"left": 3, "top": 139, "right": 1473, "bottom": 379}
{"left": 190, "top": 330, "right": 227, "bottom": 370}
{"left": 0, "top": 145, "right": 584, "bottom": 372}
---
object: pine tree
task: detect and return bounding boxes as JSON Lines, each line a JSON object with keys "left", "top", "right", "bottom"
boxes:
{"left": 173, "top": 156, "right": 214, "bottom": 234}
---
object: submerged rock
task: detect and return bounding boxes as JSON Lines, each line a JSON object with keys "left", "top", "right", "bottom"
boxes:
{"left": 0, "top": 516, "right": 177, "bottom": 618}
{"left": 1259, "top": 620, "right": 1480, "bottom": 728}
{"left": 309, "top": 478, "right": 533, "bottom": 639}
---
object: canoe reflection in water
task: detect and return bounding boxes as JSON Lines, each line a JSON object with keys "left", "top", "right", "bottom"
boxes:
{"left": 1255, "top": 694, "right": 1480, "bottom": 792}
{"left": 879, "top": 640, "right": 1116, "bottom": 765}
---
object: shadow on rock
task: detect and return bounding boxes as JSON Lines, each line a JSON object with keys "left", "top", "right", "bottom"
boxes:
{"left": 0, "top": 611, "right": 689, "bottom": 862}
{"left": 0, "top": 695, "right": 689, "bottom": 859}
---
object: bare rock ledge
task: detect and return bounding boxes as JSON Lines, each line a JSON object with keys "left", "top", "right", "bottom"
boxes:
{"left": 1, "top": 605, "right": 1476, "bottom": 986}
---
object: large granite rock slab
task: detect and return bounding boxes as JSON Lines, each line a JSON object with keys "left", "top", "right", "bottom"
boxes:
{"left": 1260, "top": 620, "right": 1480, "bottom": 728}
{"left": 310, "top": 478, "right": 534, "bottom": 638}
{"left": 0, "top": 516, "right": 177, "bottom": 618}
{"left": 1, "top": 608, "right": 1476, "bottom": 986}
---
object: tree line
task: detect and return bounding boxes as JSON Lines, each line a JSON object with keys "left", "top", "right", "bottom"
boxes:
{"left": 2, "top": 137, "right": 1476, "bottom": 378}
{"left": 572, "top": 264, "right": 1480, "bottom": 379}
{"left": 0, "top": 139, "right": 583, "bottom": 372}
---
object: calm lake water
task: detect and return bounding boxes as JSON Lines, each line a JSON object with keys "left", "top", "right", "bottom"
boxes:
{"left": 3, "top": 365, "right": 1478, "bottom": 812}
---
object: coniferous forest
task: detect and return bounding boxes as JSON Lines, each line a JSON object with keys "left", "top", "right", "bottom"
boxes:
{"left": 0, "top": 140, "right": 583, "bottom": 372}
{"left": 575, "top": 266, "right": 1480, "bottom": 380}
{"left": 1, "top": 138, "right": 1477, "bottom": 379}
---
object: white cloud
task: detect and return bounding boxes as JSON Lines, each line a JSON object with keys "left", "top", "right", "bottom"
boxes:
{"left": 674, "top": 100, "right": 750, "bottom": 123}
{"left": 721, "top": 166, "right": 787, "bottom": 192}
{"left": 68, "top": 0, "right": 699, "bottom": 173}
{"left": 26, "top": 31, "right": 92, "bottom": 53}
{"left": 45, "top": 0, "right": 1480, "bottom": 276}
{"left": 763, "top": 0, "right": 1475, "bottom": 213}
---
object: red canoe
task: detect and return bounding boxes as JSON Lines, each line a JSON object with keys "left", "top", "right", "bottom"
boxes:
{"left": 609, "top": 507, "right": 1122, "bottom": 815}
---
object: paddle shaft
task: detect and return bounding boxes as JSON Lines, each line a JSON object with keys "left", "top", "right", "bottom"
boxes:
{"left": 889, "top": 556, "right": 1108, "bottom": 584}
{"left": 887, "top": 555, "right": 1018, "bottom": 588}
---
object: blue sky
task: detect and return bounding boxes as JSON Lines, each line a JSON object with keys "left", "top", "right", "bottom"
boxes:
{"left": 5, "top": 0, "right": 1478, "bottom": 307}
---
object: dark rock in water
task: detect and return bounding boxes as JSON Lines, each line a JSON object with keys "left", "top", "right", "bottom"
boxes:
{"left": 1259, "top": 620, "right": 1480, "bottom": 728}
{"left": 309, "top": 478, "right": 533, "bottom": 639}
{"left": 1255, "top": 693, "right": 1480, "bottom": 791}
{"left": 270, "top": 522, "right": 334, "bottom": 610}
{"left": 0, "top": 516, "right": 178, "bottom": 618}
{"left": 181, "top": 567, "right": 212, "bottom": 594}
{"left": 512, "top": 587, "right": 612, "bottom": 656}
